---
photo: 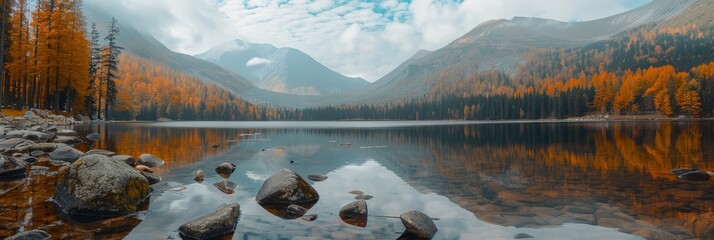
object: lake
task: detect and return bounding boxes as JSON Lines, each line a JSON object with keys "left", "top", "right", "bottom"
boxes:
{"left": 1, "top": 121, "right": 713, "bottom": 239}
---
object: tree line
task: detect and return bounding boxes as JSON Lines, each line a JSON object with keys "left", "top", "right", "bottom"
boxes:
{"left": 0, "top": 0, "right": 121, "bottom": 119}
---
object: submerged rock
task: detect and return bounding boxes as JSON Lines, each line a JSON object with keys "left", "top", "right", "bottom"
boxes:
{"left": 348, "top": 190, "right": 365, "bottom": 196}
{"left": 49, "top": 147, "right": 84, "bottom": 163}
{"left": 4, "top": 229, "right": 51, "bottom": 240}
{"left": 111, "top": 155, "right": 135, "bottom": 166}
{"left": 194, "top": 169, "right": 205, "bottom": 182}
{"left": 287, "top": 204, "right": 308, "bottom": 218}
{"left": 215, "top": 162, "right": 236, "bottom": 175}
{"left": 84, "top": 149, "right": 116, "bottom": 156}
{"left": 214, "top": 180, "right": 237, "bottom": 194}
{"left": 300, "top": 214, "right": 318, "bottom": 222}
{"left": 678, "top": 170, "right": 711, "bottom": 181}
{"left": 339, "top": 200, "right": 368, "bottom": 227}
{"left": 255, "top": 169, "right": 320, "bottom": 205}
{"left": 307, "top": 174, "right": 327, "bottom": 181}
{"left": 138, "top": 153, "right": 164, "bottom": 167}
{"left": 400, "top": 210, "right": 438, "bottom": 239}
{"left": 86, "top": 132, "right": 101, "bottom": 141}
{"left": 0, "top": 156, "right": 27, "bottom": 179}
{"left": 355, "top": 194, "right": 374, "bottom": 200}
{"left": 514, "top": 233, "right": 535, "bottom": 239}
{"left": 670, "top": 168, "right": 698, "bottom": 175}
{"left": 140, "top": 171, "right": 162, "bottom": 185}
{"left": 179, "top": 202, "right": 241, "bottom": 240}
{"left": 53, "top": 154, "right": 150, "bottom": 222}
{"left": 56, "top": 129, "right": 78, "bottom": 137}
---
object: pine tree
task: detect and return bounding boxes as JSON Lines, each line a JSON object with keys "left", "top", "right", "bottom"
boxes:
{"left": 87, "top": 22, "right": 100, "bottom": 118}
{"left": 99, "top": 17, "right": 122, "bottom": 119}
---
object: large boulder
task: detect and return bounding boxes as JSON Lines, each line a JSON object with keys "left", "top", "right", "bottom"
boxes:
{"left": 179, "top": 203, "right": 241, "bottom": 240}
{"left": 4, "top": 229, "right": 51, "bottom": 240}
{"left": 255, "top": 169, "right": 320, "bottom": 205}
{"left": 49, "top": 146, "right": 84, "bottom": 163}
{"left": 0, "top": 156, "right": 26, "bottom": 179}
{"left": 53, "top": 154, "right": 150, "bottom": 222}
{"left": 339, "top": 200, "right": 368, "bottom": 227}
{"left": 138, "top": 153, "right": 164, "bottom": 167}
{"left": 400, "top": 210, "right": 438, "bottom": 239}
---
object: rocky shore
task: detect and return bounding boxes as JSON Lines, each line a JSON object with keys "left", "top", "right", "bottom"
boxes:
{"left": 0, "top": 110, "right": 441, "bottom": 239}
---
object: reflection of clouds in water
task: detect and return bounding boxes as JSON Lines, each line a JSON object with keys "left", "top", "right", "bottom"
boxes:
{"left": 245, "top": 171, "right": 270, "bottom": 181}
{"left": 312, "top": 160, "right": 640, "bottom": 240}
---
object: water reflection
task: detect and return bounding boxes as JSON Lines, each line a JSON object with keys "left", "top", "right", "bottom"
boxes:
{"left": 1, "top": 121, "right": 712, "bottom": 239}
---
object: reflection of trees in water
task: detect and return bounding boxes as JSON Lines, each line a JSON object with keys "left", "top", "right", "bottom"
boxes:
{"left": 284, "top": 122, "right": 714, "bottom": 238}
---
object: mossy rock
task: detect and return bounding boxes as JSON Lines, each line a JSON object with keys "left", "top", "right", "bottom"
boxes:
{"left": 53, "top": 154, "right": 150, "bottom": 222}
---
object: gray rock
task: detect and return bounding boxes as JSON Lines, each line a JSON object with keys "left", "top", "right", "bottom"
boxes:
{"left": 46, "top": 126, "right": 58, "bottom": 132}
{"left": 339, "top": 200, "right": 368, "bottom": 227}
{"left": 400, "top": 210, "right": 438, "bottom": 239}
{"left": 179, "top": 203, "right": 241, "bottom": 240}
{"left": 678, "top": 170, "right": 710, "bottom": 181}
{"left": 287, "top": 204, "right": 308, "bottom": 218}
{"left": 138, "top": 153, "right": 164, "bottom": 167}
{"left": 84, "top": 149, "right": 116, "bottom": 156}
{"left": 12, "top": 153, "right": 25, "bottom": 158}
{"left": 5, "top": 130, "right": 50, "bottom": 141}
{"left": 49, "top": 147, "right": 84, "bottom": 163}
{"left": 56, "top": 129, "right": 78, "bottom": 137}
{"left": 670, "top": 168, "right": 698, "bottom": 175}
{"left": 214, "top": 180, "right": 237, "bottom": 194}
{"left": 300, "top": 214, "right": 318, "bottom": 222}
{"left": 86, "top": 132, "right": 100, "bottom": 141}
{"left": 0, "top": 156, "right": 27, "bottom": 179}
{"left": 111, "top": 155, "right": 135, "bottom": 166}
{"left": 53, "top": 136, "right": 82, "bottom": 144}
{"left": 21, "top": 156, "right": 38, "bottom": 163}
{"left": 30, "top": 125, "right": 43, "bottom": 132}
{"left": 140, "top": 171, "right": 162, "bottom": 185}
{"left": 307, "top": 174, "right": 327, "bottom": 181}
{"left": 53, "top": 154, "right": 150, "bottom": 222}
{"left": 4, "top": 229, "right": 51, "bottom": 240}
{"left": 0, "top": 138, "right": 26, "bottom": 151}
{"left": 348, "top": 190, "right": 365, "bottom": 196}
{"left": 255, "top": 169, "right": 320, "bottom": 205}
{"left": 215, "top": 162, "right": 236, "bottom": 175}
{"left": 514, "top": 233, "right": 534, "bottom": 239}
{"left": 194, "top": 169, "right": 205, "bottom": 182}
{"left": 355, "top": 194, "right": 374, "bottom": 200}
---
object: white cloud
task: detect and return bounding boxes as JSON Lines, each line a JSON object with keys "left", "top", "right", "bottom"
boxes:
{"left": 246, "top": 57, "right": 272, "bottom": 66}
{"left": 85, "top": 0, "right": 651, "bottom": 82}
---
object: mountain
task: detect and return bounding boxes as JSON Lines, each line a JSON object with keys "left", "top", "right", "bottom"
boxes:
{"left": 196, "top": 40, "right": 369, "bottom": 96}
{"left": 355, "top": 0, "right": 700, "bottom": 103}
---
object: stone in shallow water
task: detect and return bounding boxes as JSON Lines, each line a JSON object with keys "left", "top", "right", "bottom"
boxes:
{"left": 670, "top": 168, "right": 698, "bottom": 175}
{"left": 4, "top": 229, "right": 51, "bottom": 240}
{"left": 214, "top": 180, "right": 237, "bottom": 194}
{"left": 86, "top": 132, "right": 100, "bottom": 141}
{"left": 678, "top": 170, "right": 710, "bottom": 181}
{"left": 0, "top": 156, "right": 27, "bottom": 179}
{"left": 56, "top": 129, "right": 78, "bottom": 137}
{"left": 286, "top": 204, "right": 308, "bottom": 218}
{"left": 300, "top": 214, "right": 318, "bottom": 222}
{"left": 53, "top": 136, "right": 82, "bottom": 144}
{"left": 215, "top": 162, "right": 236, "bottom": 175}
{"left": 348, "top": 190, "right": 365, "bottom": 195}
{"left": 49, "top": 147, "right": 84, "bottom": 163}
{"left": 255, "top": 169, "right": 319, "bottom": 205}
{"left": 355, "top": 194, "right": 374, "bottom": 200}
{"left": 53, "top": 154, "right": 150, "bottom": 222}
{"left": 307, "top": 174, "right": 327, "bottom": 181}
{"left": 179, "top": 202, "right": 241, "bottom": 240}
{"left": 194, "top": 169, "right": 205, "bottom": 182}
{"left": 400, "top": 210, "right": 438, "bottom": 239}
{"left": 513, "top": 233, "right": 534, "bottom": 239}
{"left": 84, "top": 149, "right": 116, "bottom": 156}
{"left": 138, "top": 153, "right": 164, "bottom": 167}
{"left": 134, "top": 165, "right": 154, "bottom": 173}
{"left": 140, "top": 171, "right": 162, "bottom": 185}
{"left": 339, "top": 200, "right": 368, "bottom": 227}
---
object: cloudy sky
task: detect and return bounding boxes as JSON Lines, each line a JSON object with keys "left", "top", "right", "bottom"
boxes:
{"left": 85, "top": 0, "right": 650, "bottom": 81}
